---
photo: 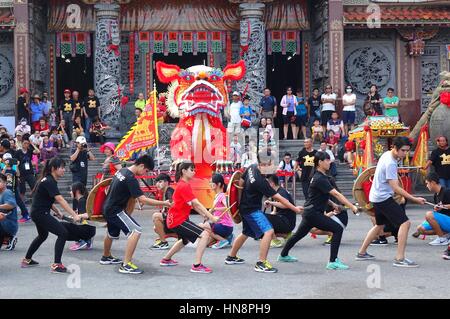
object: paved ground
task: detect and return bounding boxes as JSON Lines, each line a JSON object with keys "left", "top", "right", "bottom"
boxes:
{"left": 1, "top": 205, "right": 449, "bottom": 299}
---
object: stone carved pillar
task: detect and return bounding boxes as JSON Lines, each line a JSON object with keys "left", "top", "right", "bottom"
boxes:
{"left": 94, "top": 4, "right": 122, "bottom": 136}
{"left": 238, "top": 2, "right": 266, "bottom": 106}
{"left": 14, "top": 0, "right": 30, "bottom": 105}
{"left": 328, "top": 0, "right": 344, "bottom": 96}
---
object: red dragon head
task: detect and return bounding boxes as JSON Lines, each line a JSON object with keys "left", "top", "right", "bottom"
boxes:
{"left": 156, "top": 61, "right": 245, "bottom": 118}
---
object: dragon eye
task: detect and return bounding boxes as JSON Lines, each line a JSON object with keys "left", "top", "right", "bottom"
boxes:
{"left": 183, "top": 74, "right": 194, "bottom": 82}
{"left": 210, "top": 75, "right": 220, "bottom": 81}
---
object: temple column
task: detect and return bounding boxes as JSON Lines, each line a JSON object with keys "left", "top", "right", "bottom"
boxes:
{"left": 14, "top": 0, "right": 30, "bottom": 106}
{"left": 238, "top": 2, "right": 266, "bottom": 104}
{"left": 94, "top": 3, "right": 122, "bottom": 137}
{"left": 328, "top": 0, "right": 344, "bottom": 96}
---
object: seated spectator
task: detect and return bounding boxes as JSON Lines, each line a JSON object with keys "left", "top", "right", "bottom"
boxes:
{"left": 325, "top": 130, "right": 339, "bottom": 156}
{"left": 265, "top": 118, "right": 274, "bottom": 139}
{"left": 277, "top": 152, "right": 295, "bottom": 188}
{"left": 241, "top": 145, "right": 258, "bottom": 168}
{"left": 15, "top": 118, "right": 31, "bottom": 136}
{"left": 50, "top": 127, "right": 64, "bottom": 150}
{"left": 311, "top": 119, "right": 324, "bottom": 143}
{"left": 34, "top": 117, "right": 50, "bottom": 135}
{"left": 72, "top": 115, "right": 85, "bottom": 141}
{"left": 89, "top": 116, "right": 110, "bottom": 144}
{"left": 344, "top": 139, "right": 356, "bottom": 167}
{"left": 229, "top": 134, "right": 242, "bottom": 168}
{"left": 259, "top": 117, "right": 267, "bottom": 129}
{"left": 0, "top": 173, "right": 18, "bottom": 251}
{"left": 29, "top": 131, "right": 42, "bottom": 150}
{"left": 15, "top": 132, "right": 24, "bottom": 150}
{"left": 57, "top": 119, "right": 70, "bottom": 148}
{"left": 326, "top": 111, "right": 344, "bottom": 139}
{"left": 39, "top": 133, "right": 57, "bottom": 162}
{"left": 415, "top": 173, "right": 450, "bottom": 246}
{"left": 260, "top": 129, "right": 276, "bottom": 148}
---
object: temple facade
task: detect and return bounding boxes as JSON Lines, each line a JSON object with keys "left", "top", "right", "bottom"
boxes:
{"left": 0, "top": 0, "right": 449, "bottom": 135}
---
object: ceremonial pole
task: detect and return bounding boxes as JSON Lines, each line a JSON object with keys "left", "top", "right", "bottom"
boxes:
{"left": 153, "top": 81, "right": 160, "bottom": 172}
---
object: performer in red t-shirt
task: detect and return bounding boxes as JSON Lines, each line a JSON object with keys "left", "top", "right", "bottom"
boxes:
{"left": 160, "top": 161, "right": 219, "bottom": 274}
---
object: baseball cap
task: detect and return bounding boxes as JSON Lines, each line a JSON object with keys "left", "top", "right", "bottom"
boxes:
{"left": 64, "top": 89, "right": 71, "bottom": 94}
{"left": 2, "top": 153, "right": 12, "bottom": 160}
{"left": 19, "top": 88, "right": 29, "bottom": 94}
{"left": 76, "top": 136, "right": 87, "bottom": 144}
{"left": 232, "top": 91, "right": 240, "bottom": 96}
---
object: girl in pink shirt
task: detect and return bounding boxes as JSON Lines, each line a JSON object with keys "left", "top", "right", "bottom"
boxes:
{"left": 200, "top": 174, "right": 234, "bottom": 249}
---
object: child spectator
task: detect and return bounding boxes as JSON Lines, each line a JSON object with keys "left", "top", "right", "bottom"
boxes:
{"left": 326, "top": 130, "right": 339, "bottom": 156}
{"left": 265, "top": 118, "right": 274, "bottom": 139}
{"left": 327, "top": 111, "right": 344, "bottom": 139}
{"left": 57, "top": 119, "right": 70, "bottom": 148}
{"left": 240, "top": 96, "right": 254, "bottom": 130}
{"left": 229, "top": 134, "right": 242, "bottom": 167}
{"left": 48, "top": 107, "right": 58, "bottom": 128}
{"left": 295, "top": 90, "right": 308, "bottom": 140}
{"left": 89, "top": 116, "right": 110, "bottom": 144}
{"left": 311, "top": 119, "right": 324, "bottom": 143}
{"left": 50, "top": 127, "right": 63, "bottom": 150}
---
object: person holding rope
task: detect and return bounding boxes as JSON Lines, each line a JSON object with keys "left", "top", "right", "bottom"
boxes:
{"left": 160, "top": 161, "right": 219, "bottom": 274}
{"left": 151, "top": 173, "right": 175, "bottom": 250}
{"left": 278, "top": 152, "right": 359, "bottom": 270}
{"left": 355, "top": 136, "right": 426, "bottom": 267}
{"left": 21, "top": 157, "right": 82, "bottom": 274}
{"left": 100, "top": 155, "right": 171, "bottom": 274}
{"left": 199, "top": 174, "right": 234, "bottom": 250}
{"left": 225, "top": 152, "right": 303, "bottom": 273}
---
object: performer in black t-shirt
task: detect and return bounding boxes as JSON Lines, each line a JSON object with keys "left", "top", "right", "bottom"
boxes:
{"left": 22, "top": 157, "right": 82, "bottom": 274}
{"left": 279, "top": 152, "right": 359, "bottom": 270}
{"left": 225, "top": 153, "right": 303, "bottom": 273}
{"left": 100, "top": 155, "right": 171, "bottom": 275}
{"left": 295, "top": 138, "right": 317, "bottom": 199}
{"left": 426, "top": 136, "right": 450, "bottom": 189}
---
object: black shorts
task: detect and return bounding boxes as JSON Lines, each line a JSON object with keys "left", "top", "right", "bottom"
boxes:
{"left": 62, "top": 222, "right": 96, "bottom": 241}
{"left": 373, "top": 197, "right": 409, "bottom": 227}
{"left": 162, "top": 213, "right": 172, "bottom": 234}
{"left": 169, "top": 220, "right": 204, "bottom": 245}
{"left": 283, "top": 111, "right": 295, "bottom": 125}
{"left": 105, "top": 211, "right": 142, "bottom": 239}
{"left": 321, "top": 110, "right": 334, "bottom": 125}
{"left": 264, "top": 214, "right": 294, "bottom": 234}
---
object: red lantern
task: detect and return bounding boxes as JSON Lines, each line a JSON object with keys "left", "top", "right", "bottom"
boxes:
{"left": 440, "top": 92, "right": 450, "bottom": 107}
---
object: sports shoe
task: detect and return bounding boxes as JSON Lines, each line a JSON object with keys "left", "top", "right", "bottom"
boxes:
{"left": 277, "top": 255, "right": 298, "bottom": 262}
{"left": 412, "top": 231, "right": 421, "bottom": 238}
{"left": 51, "top": 263, "right": 67, "bottom": 274}
{"left": 190, "top": 264, "right": 212, "bottom": 273}
{"left": 355, "top": 252, "right": 375, "bottom": 261}
{"left": 160, "top": 258, "right": 178, "bottom": 266}
{"left": 18, "top": 216, "right": 31, "bottom": 223}
{"left": 393, "top": 258, "right": 419, "bottom": 268}
{"left": 70, "top": 240, "right": 88, "bottom": 251}
{"left": 99, "top": 255, "right": 122, "bottom": 265}
{"left": 370, "top": 238, "right": 388, "bottom": 246}
{"left": 211, "top": 239, "right": 230, "bottom": 249}
{"left": 270, "top": 239, "right": 283, "bottom": 248}
{"left": 151, "top": 240, "right": 169, "bottom": 250}
{"left": 119, "top": 261, "right": 143, "bottom": 274}
{"left": 285, "top": 232, "right": 293, "bottom": 241}
{"left": 428, "top": 236, "right": 450, "bottom": 246}
{"left": 21, "top": 258, "right": 39, "bottom": 268}
{"left": 4, "top": 236, "right": 17, "bottom": 251}
{"left": 324, "top": 235, "right": 332, "bottom": 245}
{"left": 326, "top": 258, "right": 349, "bottom": 270}
{"left": 442, "top": 249, "right": 450, "bottom": 260}
{"left": 225, "top": 255, "right": 245, "bottom": 265}
{"left": 254, "top": 260, "right": 278, "bottom": 273}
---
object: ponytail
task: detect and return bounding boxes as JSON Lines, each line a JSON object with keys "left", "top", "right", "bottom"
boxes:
{"left": 211, "top": 173, "right": 227, "bottom": 192}
{"left": 175, "top": 161, "right": 195, "bottom": 182}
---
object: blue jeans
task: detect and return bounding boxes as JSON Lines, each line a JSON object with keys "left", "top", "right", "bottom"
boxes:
{"left": 84, "top": 117, "right": 93, "bottom": 142}
{"left": 439, "top": 178, "right": 450, "bottom": 189}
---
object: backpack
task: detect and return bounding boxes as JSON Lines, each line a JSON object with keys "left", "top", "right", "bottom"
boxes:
{"left": 281, "top": 160, "right": 295, "bottom": 170}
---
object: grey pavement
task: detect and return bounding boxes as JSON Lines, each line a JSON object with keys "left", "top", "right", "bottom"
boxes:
{"left": 1, "top": 206, "right": 449, "bottom": 299}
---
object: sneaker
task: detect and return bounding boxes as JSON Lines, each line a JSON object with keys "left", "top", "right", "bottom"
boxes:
{"left": 326, "top": 258, "right": 350, "bottom": 270}
{"left": 151, "top": 240, "right": 169, "bottom": 250}
{"left": 51, "top": 263, "right": 67, "bottom": 274}
{"left": 190, "top": 264, "right": 212, "bottom": 273}
{"left": 21, "top": 258, "right": 39, "bottom": 268}
{"left": 412, "top": 231, "right": 421, "bottom": 238}
{"left": 442, "top": 250, "right": 450, "bottom": 260}
{"left": 270, "top": 239, "right": 283, "bottom": 248}
{"left": 370, "top": 238, "right": 388, "bottom": 246}
{"left": 428, "top": 236, "right": 450, "bottom": 246}
{"left": 86, "top": 239, "right": 93, "bottom": 250}
{"left": 225, "top": 255, "right": 245, "bottom": 265}
{"left": 393, "top": 258, "right": 419, "bottom": 268}
{"left": 4, "top": 236, "right": 17, "bottom": 251}
{"left": 277, "top": 255, "right": 298, "bottom": 262}
{"left": 355, "top": 252, "right": 375, "bottom": 261}
{"left": 71, "top": 240, "right": 88, "bottom": 251}
{"left": 159, "top": 258, "right": 179, "bottom": 266}
{"left": 119, "top": 262, "right": 143, "bottom": 274}
{"left": 18, "top": 216, "right": 31, "bottom": 223}
{"left": 323, "top": 235, "right": 332, "bottom": 245}
{"left": 99, "top": 255, "right": 122, "bottom": 265}
{"left": 254, "top": 260, "right": 278, "bottom": 273}
{"left": 211, "top": 239, "right": 230, "bottom": 249}
{"left": 285, "top": 232, "right": 293, "bottom": 241}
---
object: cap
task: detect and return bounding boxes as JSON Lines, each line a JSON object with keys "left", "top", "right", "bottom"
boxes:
{"left": 64, "top": 89, "right": 71, "bottom": 94}
{"left": 100, "top": 142, "right": 116, "bottom": 154}
{"left": 232, "top": 91, "right": 240, "bottom": 96}
{"left": 76, "top": 136, "right": 87, "bottom": 144}
{"left": 15, "top": 131, "right": 23, "bottom": 136}
{"left": 32, "top": 94, "right": 41, "bottom": 100}
{"left": 19, "top": 88, "right": 29, "bottom": 94}
{"left": 2, "top": 153, "right": 12, "bottom": 160}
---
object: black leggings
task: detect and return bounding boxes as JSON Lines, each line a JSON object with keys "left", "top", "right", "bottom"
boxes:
{"left": 26, "top": 212, "right": 68, "bottom": 264}
{"left": 281, "top": 210, "right": 344, "bottom": 262}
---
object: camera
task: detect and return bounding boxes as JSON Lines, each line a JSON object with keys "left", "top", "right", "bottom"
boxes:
{"left": 82, "top": 143, "right": 88, "bottom": 149}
